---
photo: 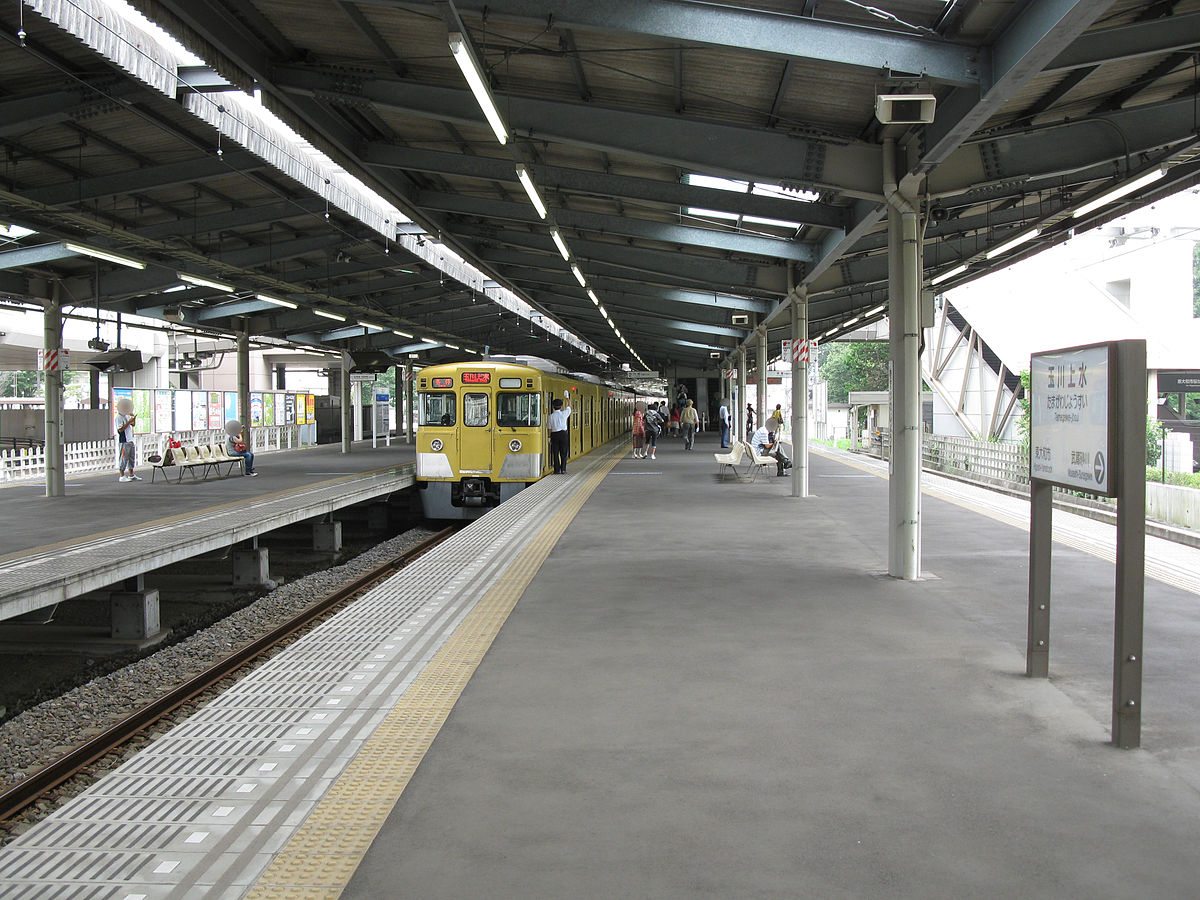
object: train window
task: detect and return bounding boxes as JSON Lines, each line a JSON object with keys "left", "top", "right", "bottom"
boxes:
{"left": 498, "top": 377, "right": 523, "bottom": 389}
{"left": 497, "top": 392, "right": 540, "bottom": 427}
{"left": 419, "top": 392, "right": 456, "bottom": 426}
{"left": 463, "top": 392, "right": 489, "bottom": 427}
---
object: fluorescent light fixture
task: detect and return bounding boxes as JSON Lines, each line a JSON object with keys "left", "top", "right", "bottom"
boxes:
{"left": 392, "top": 329, "right": 413, "bottom": 338}
{"left": 314, "top": 309, "right": 346, "bottom": 321}
{"left": 178, "top": 272, "right": 233, "bottom": 292}
{"left": 464, "top": 348, "right": 478, "bottom": 354}
{"left": 598, "top": 305, "right": 607, "bottom": 317}
{"left": 62, "top": 242, "right": 144, "bottom": 270}
{"left": 986, "top": 227, "right": 1041, "bottom": 259}
{"left": 256, "top": 293, "right": 298, "bottom": 309}
{"left": 445, "top": 343, "right": 460, "bottom": 350}
{"left": 587, "top": 289, "right": 599, "bottom": 305}
{"left": 866, "top": 305, "right": 886, "bottom": 317}
{"left": 551, "top": 228, "right": 571, "bottom": 260}
{"left": 1073, "top": 167, "right": 1168, "bottom": 218}
{"left": 448, "top": 32, "right": 508, "bottom": 145}
{"left": 357, "top": 320, "right": 383, "bottom": 331}
{"left": 613, "top": 328, "right": 621, "bottom": 338}
{"left": 515, "top": 165, "right": 547, "bottom": 219}
{"left": 824, "top": 328, "right": 838, "bottom": 338}
{"left": 571, "top": 264, "right": 586, "bottom": 287}
{"left": 844, "top": 317, "right": 860, "bottom": 327}
{"left": 929, "top": 263, "right": 968, "bottom": 286}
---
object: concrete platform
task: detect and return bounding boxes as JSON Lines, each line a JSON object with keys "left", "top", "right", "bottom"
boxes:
{"left": 343, "top": 431, "right": 1200, "bottom": 899}
{"left": 0, "top": 441, "right": 415, "bottom": 619}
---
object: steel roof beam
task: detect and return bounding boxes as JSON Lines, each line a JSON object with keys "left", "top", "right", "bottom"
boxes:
{"left": 17, "top": 151, "right": 265, "bottom": 208}
{"left": 361, "top": 0, "right": 982, "bottom": 86}
{"left": 1045, "top": 10, "right": 1200, "bottom": 72}
{"left": 0, "top": 81, "right": 143, "bottom": 138}
{"left": 0, "top": 243, "right": 77, "bottom": 270}
{"left": 418, "top": 191, "right": 815, "bottom": 262}
{"left": 362, "top": 144, "right": 849, "bottom": 228}
{"left": 274, "top": 66, "right": 883, "bottom": 197}
{"left": 132, "top": 197, "right": 327, "bottom": 240}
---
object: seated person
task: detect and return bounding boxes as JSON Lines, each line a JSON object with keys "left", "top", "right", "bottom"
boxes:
{"left": 750, "top": 416, "right": 792, "bottom": 476}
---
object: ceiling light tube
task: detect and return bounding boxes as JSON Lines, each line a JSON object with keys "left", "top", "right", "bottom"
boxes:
{"left": 448, "top": 32, "right": 508, "bottom": 145}
{"left": 985, "top": 227, "right": 1042, "bottom": 259}
{"left": 597, "top": 305, "right": 606, "bottom": 317}
{"left": 178, "top": 272, "right": 233, "bottom": 292}
{"left": 357, "top": 320, "right": 383, "bottom": 331}
{"left": 823, "top": 328, "right": 838, "bottom": 338}
{"left": 551, "top": 228, "right": 571, "bottom": 261}
{"left": 571, "top": 264, "right": 586, "bottom": 287}
{"left": 586, "top": 289, "right": 599, "bottom": 304}
{"left": 866, "top": 305, "right": 886, "bottom": 317}
{"left": 844, "top": 317, "right": 860, "bottom": 327}
{"left": 256, "top": 293, "right": 298, "bottom": 309}
{"left": 515, "top": 165, "right": 547, "bottom": 219}
{"left": 62, "top": 242, "right": 144, "bottom": 269}
{"left": 1073, "top": 167, "right": 1168, "bottom": 219}
{"left": 929, "top": 263, "right": 968, "bottom": 286}
{"left": 314, "top": 309, "right": 346, "bottom": 321}
{"left": 392, "top": 329, "right": 413, "bottom": 338}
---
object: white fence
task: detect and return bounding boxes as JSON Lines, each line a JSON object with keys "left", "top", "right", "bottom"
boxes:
{"left": 0, "top": 426, "right": 306, "bottom": 484}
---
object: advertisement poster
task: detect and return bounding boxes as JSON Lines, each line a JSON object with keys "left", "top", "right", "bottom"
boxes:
{"left": 208, "top": 392, "right": 222, "bottom": 429}
{"left": 285, "top": 394, "right": 296, "bottom": 424}
{"left": 1030, "top": 344, "right": 1111, "bottom": 495}
{"left": 174, "top": 390, "right": 194, "bottom": 432}
{"left": 263, "top": 392, "right": 275, "bottom": 427}
{"left": 277, "top": 393, "right": 287, "bottom": 425}
{"left": 250, "top": 393, "right": 264, "bottom": 427}
{"left": 224, "top": 392, "right": 238, "bottom": 426}
{"left": 193, "top": 392, "right": 209, "bottom": 430}
{"left": 132, "top": 390, "right": 153, "bottom": 434}
{"left": 305, "top": 394, "right": 315, "bottom": 424}
{"left": 154, "top": 390, "right": 174, "bottom": 433}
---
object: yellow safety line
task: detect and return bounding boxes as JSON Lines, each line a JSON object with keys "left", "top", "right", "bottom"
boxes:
{"left": 0, "top": 463, "right": 409, "bottom": 566}
{"left": 245, "top": 446, "right": 625, "bottom": 899}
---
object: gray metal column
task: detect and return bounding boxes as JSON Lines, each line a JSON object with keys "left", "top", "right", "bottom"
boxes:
{"left": 404, "top": 359, "right": 414, "bottom": 444}
{"left": 756, "top": 328, "right": 768, "bottom": 431}
{"left": 237, "top": 327, "right": 251, "bottom": 443}
{"left": 884, "top": 138, "right": 922, "bottom": 580}
{"left": 43, "top": 285, "right": 65, "bottom": 498}
{"left": 340, "top": 350, "right": 353, "bottom": 454}
{"left": 736, "top": 349, "right": 747, "bottom": 442}
{"left": 790, "top": 292, "right": 809, "bottom": 498}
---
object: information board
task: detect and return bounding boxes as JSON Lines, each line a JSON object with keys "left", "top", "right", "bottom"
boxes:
{"left": 1030, "top": 343, "right": 1113, "bottom": 496}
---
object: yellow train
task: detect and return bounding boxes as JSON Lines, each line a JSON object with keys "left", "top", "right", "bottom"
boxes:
{"left": 415, "top": 356, "right": 635, "bottom": 519}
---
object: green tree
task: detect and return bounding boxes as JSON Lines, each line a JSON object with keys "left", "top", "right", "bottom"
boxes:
{"left": 819, "top": 341, "right": 890, "bottom": 404}
{"left": 0, "top": 370, "right": 42, "bottom": 397}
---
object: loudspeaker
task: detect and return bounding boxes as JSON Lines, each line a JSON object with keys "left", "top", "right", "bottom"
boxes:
{"left": 875, "top": 94, "right": 937, "bottom": 125}
{"left": 83, "top": 349, "right": 143, "bottom": 373}
{"left": 348, "top": 350, "right": 394, "bottom": 374}
{"left": 731, "top": 314, "right": 750, "bottom": 326}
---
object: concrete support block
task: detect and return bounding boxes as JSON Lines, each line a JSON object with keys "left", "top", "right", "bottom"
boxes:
{"left": 110, "top": 589, "right": 161, "bottom": 639}
{"left": 232, "top": 548, "right": 270, "bottom": 587}
{"left": 313, "top": 520, "right": 342, "bottom": 553}
{"left": 367, "top": 503, "right": 389, "bottom": 531}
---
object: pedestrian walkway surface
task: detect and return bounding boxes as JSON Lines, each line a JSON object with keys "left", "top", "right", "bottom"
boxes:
{"left": 344, "top": 432, "right": 1200, "bottom": 899}
{"left": 0, "top": 440, "right": 414, "bottom": 560}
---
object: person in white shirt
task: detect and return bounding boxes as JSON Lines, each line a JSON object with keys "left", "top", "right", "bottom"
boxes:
{"left": 113, "top": 397, "right": 141, "bottom": 482}
{"left": 548, "top": 392, "right": 572, "bottom": 474}
{"left": 750, "top": 416, "right": 792, "bottom": 476}
{"left": 718, "top": 398, "right": 730, "bottom": 448}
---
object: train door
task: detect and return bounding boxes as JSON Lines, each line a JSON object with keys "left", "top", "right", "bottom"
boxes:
{"left": 459, "top": 390, "right": 492, "bottom": 473}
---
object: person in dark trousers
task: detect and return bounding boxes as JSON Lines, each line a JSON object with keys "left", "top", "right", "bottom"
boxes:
{"left": 548, "top": 392, "right": 572, "bottom": 473}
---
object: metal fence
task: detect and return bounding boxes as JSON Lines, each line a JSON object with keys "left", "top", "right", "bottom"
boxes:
{"left": 0, "top": 425, "right": 305, "bottom": 484}
{"left": 921, "top": 433, "right": 1029, "bottom": 487}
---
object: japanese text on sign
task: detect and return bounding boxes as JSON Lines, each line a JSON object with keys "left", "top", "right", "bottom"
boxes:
{"left": 1030, "top": 344, "right": 1111, "bottom": 495}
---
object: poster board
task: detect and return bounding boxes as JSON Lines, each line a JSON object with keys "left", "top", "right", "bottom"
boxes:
{"left": 1030, "top": 342, "right": 1115, "bottom": 497}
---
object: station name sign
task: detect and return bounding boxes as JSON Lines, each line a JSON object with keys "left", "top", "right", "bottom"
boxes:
{"left": 1030, "top": 342, "right": 1113, "bottom": 496}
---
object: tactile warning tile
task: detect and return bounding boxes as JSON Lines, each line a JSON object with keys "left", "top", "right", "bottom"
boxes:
{"left": 245, "top": 448, "right": 623, "bottom": 898}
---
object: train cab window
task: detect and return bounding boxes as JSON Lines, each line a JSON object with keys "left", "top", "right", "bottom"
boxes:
{"left": 497, "top": 392, "right": 540, "bottom": 427}
{"left": 419, "top": 392, "right": 456, "bottom": 426}
{"left": 463, "top": 392, "right": 489, "bottom": 427}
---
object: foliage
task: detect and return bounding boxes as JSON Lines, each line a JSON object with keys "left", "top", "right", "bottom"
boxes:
{"left": 1146, "top": 467, "right": 1200, "bottom": 489}
{"left": 819, "top": 341, "right": 890, "bottom": 404}
{"left": 1016, "top": 369, "right": 1031, "bottom": 452}
{"left": 1147, "top": 419, "right": 1165, "bottom": 467}
{"left": 0, "top": 370, "right": 42, "bottom": 397}
{"left": 1194, "top": 241, "right": 1200, "bottom": 318}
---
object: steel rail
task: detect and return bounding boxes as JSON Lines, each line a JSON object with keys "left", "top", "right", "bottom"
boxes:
{"left": 0, "top": 525, "right": 461, "bottom": 823}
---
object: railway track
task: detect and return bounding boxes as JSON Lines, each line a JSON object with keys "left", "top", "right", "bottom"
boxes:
{"left": 0, "top": 525, "right": 461, "bottom": 823}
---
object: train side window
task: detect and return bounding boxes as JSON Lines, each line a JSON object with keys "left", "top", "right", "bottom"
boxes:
{"left": 497, "top": 392, "right": 540, "bottom": 427}
{"left": 463, "top": 392, "right": 489, "bottom": 427}
{"left": 419, "top": 392, "right": 455, "bottom": 426}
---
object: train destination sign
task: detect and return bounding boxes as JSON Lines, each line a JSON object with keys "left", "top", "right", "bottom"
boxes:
{"left": 1030, "top": 343, "right": 1113, "bottom": 496}
{"left": 461, "top": 371, "right": 492, "bottom": 384}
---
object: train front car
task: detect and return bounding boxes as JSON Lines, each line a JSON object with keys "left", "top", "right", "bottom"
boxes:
{"left": 416, "top": 361, "right": 548, "bottom": 519}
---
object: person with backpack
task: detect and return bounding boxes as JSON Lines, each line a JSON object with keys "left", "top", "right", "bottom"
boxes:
{"left": 643, "top": 402, "right": 662, "bottom": 460}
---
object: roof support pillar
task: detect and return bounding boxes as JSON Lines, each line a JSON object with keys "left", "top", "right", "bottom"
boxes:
{"left": 43, "top": 284, "right": 65, "bottom": 498}
{"left": 341, "top": 351, "right": 353, "bottom": 455}
{"left": 237, "top": 325, "right": 251, "bottom": 454}
{"left": 885, "top": 139, "right": 923, "bottom": 580}
{"left": 756, "top": 327, "right": 768, "bottom": 435}
{"left": 736, "top": 349, "right": 747, "bottom": 444}
{"left": 791, "top": 290, "right": 809, "bottom": 499}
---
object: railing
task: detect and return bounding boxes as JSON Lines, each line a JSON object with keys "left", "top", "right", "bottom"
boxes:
{"left": 0, "top": 426, "right": 306, "bottom": 484}
{"left": 922, "top": 434, "right": 1029, "bottom": 487}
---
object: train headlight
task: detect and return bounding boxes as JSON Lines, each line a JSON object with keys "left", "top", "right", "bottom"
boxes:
{"left": 509, "top": 439, "right": 522, "bottom": 452}
{"left": 430, "top": 438, "right": 444, "bottom": 451}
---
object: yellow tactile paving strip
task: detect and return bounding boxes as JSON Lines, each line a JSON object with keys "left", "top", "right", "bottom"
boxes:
{"left": 244, "top": 448, "right": 624, "bottom": 899}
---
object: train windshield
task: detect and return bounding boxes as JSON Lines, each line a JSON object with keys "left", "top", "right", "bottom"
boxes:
{"left": 497, "top": 392, "right": 541, "bottom": 427}
{"left": 419, "top": 392, "right": 456, "bottom": 426}
{"left": 463, "top": 392, "right": 489, "bottom": 427}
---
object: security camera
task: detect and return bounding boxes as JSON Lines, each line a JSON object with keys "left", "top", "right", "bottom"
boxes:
{"left": 87, "top": 338, "right": 110, "bottom": 351}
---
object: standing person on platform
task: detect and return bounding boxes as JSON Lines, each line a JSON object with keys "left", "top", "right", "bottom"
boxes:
{"left": 669, "top": 405, "right": 681, "bottom": 438}
{"left": 632, "top": 402, "right": 648, "bottom": 459}
{"left": 643, "top": 402, "right": 662, "bottom": 460}
{"left": 224, "top": 419, "right": 258, "bottom": 476}
{"left": 679, "top": 399, "right": 699, "bottom": 450}
{"left": 718, "top": 398, "right": 731, "bottom": 448}
{"left": 114, "top": 397, "right": 141, "bottom": 482}
{"left": 548, "top": 391, "right": 572, "bottom": 474}
{"left": 746, "top": 403, "right": 756, "bottom": 435}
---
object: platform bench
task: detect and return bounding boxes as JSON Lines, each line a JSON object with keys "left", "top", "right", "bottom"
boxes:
{"left": 151, "top": 444, "right": 244, "bottom": 483}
